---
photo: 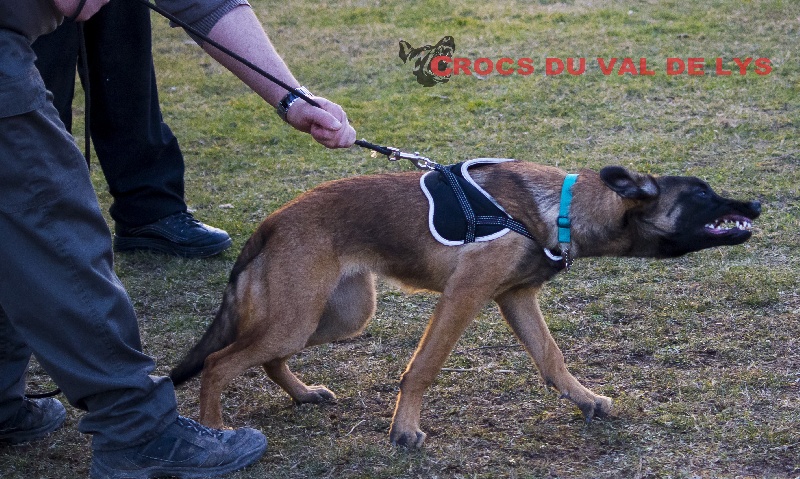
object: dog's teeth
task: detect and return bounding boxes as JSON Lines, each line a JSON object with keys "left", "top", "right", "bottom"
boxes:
{"left": 706, "top": 218, "right": 754, "bottom": 231}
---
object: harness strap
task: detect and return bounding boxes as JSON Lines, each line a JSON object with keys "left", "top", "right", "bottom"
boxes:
{"left": 474, "top": 216, "right": 535, "bottom": 241}
{"left": 434, "top": 163, "right": 477, "bottom": 242}
{"left": 431, "top": 162, "right": 538, "bottom": 245}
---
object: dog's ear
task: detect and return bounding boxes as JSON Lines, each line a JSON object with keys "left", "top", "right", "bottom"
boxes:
{"left": 399, "top": 40, "right": 413, "bottom": 62}
{"left": 436, "top": 36, "right": 456, "bottom": 49}
{"left": 599, "top": 166, "right": 660, "bottom": 200}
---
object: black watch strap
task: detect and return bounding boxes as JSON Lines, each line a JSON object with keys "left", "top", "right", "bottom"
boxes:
{"left": 276, "top": 86, "right": 314, "bottom": 122}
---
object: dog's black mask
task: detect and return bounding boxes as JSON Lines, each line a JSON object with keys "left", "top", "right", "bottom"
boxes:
{"left": 399, "top": 36, "right": 455, "bottom": 87}
{"left": 599, "top": 166, "right": 761, "bottom": 259}
{"left": 655, "top": 176, "right": 761, "bottom": 257}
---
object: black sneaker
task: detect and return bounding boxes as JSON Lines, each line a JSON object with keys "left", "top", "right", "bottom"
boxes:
{"left": 90, "top": 416, "right": 267, "bottom": 479}
{"left": 0, "top": 397, "right": 66, "bottom": 444}
{"left": 114, "top": 212, "right": 232, "bottom": 258}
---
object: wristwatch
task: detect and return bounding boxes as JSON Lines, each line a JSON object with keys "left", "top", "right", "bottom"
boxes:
{"left": 276, "top": 86, "right": 314, "bottom": 122}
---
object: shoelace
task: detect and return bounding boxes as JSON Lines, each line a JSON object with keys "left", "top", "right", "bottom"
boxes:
{"left": 165, "top": 213, "right": 202, "bottom": 234}
{"left": 176, "top": 417, "right": 225, "bottom": 439}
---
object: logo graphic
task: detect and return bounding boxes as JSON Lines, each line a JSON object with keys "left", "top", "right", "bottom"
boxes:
{"left": 399, "top": 36, "right": 455, "bottom": 87}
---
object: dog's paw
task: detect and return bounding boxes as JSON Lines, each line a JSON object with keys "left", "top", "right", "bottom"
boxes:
{"left": 569, "top": 393, "right": 613, "bottom": 423}
{"left": 293, "top": 385, "right": 337, "bottom": 404}
{"left": 559, "top": 390, "right": 613, "bottom": 423}
{"left": 389, "top": 426, "right": 427, "bottom": 449}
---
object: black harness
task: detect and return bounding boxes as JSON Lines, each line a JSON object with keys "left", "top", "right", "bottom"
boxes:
{"left": 421, "top": 159, "right": 536, "bottom": 245}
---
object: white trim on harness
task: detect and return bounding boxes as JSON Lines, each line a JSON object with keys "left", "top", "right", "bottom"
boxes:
{"left": 420, "top": 158, "right": 517, "bottom": 246}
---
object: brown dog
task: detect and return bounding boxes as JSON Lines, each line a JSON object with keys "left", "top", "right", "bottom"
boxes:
{"left": 170, "top": 160, "right": 760, "bottom": 447}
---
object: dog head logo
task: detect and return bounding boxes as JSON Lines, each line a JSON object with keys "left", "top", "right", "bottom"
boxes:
{"left": 399, "top": 36, "right": 455, "bottom": 87}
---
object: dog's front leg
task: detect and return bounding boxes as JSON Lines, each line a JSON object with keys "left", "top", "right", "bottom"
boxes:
{"left": 390, "top": 286, "right": 490, "bottom": 448}
{"left": 496, "top": 286, "right": 612, "bottom": 421}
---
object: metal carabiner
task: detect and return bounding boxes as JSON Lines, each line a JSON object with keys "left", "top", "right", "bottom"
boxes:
{"left": 386, "top": 147, "right": 438, "bottom": 171}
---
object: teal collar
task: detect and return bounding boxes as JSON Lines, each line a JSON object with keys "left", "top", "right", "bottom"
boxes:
{"left": 557, "top": 174, "right": 579, "bottom": 245}
{"left": 543, "top": 174, "right": 578, "bottom": 271}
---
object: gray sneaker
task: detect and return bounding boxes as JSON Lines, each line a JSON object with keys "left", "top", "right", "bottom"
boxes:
{"left": 90, "top": 416, "right": 266, "bottom": 479}
{"left": 0, "top": 397, "right": 66, "bottom": 444}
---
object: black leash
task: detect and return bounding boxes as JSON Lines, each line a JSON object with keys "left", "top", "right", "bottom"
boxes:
{"left": 134, "top": 0, "right": 434, "bottom": 168}
{"left": 77, "top": 22, "right": 91, "bottom": 167}
{"left": 135, "top": 0, "right": 318, "bottom": 108}
{"left": 25, "top": 387, "right": 62, "bottom": 399}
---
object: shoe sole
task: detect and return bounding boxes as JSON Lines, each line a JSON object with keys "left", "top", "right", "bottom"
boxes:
{"left": 89, "top": 435, "right": 266, "bottom": 479}
{"left": 113, "top": 236, "right": 232, "bottom": 259}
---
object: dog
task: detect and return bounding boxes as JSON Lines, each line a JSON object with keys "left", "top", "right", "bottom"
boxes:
{"left": 399, "top": 36, "right": 455, "bottom": 87}
{"left": 170, "top": 160, "right": 760, "bottom": 448}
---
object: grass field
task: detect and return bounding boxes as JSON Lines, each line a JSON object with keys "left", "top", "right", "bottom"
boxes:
{"left": 2, "top": 0, "right": 798, "bottom": 477}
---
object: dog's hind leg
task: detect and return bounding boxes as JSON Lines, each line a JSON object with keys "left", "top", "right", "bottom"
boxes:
{"left": 496, "top": 286, "right": 612, "bottom": 422}
{"left": 200, "top": 319, "right": 328, "bottom": 427}
{"left": 198, "top": 264, "right": 340, "bottom": 427}
{"left": 198, "top": 341, "right": 268, "bottom": 428}
{"left": 263, "top": 357, "right": 336, "bottom": 404}
{"left": 263, "top": 271, "right": 376, "bottom": 404}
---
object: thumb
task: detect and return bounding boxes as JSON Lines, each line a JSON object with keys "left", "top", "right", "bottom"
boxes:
{"left": 312, "top": 109, "right": 344, "bottom": 131}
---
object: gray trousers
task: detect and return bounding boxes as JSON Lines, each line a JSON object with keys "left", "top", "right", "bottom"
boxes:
{"left": 0, "top": 93, "right": 178, "bottom": 450}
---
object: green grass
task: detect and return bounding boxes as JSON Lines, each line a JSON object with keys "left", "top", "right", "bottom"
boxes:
{"left": 2, "top": 0, "right": 799, "bottom": 477}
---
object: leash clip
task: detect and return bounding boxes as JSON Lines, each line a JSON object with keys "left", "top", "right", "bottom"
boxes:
{"left": 386, "top": 147, "right": 437, "bottom": 171}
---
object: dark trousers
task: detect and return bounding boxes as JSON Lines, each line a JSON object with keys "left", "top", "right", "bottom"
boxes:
{"left": 0, "top": 95, "right": 177, "bottom": 451}
{"left": 32, "top": 0, "right": 187, "bottom": 228}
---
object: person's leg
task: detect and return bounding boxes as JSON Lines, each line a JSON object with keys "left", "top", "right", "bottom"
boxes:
{"left": 0, "top": 103, "right": 266, "bottom": 472}
{"left": 0, "top": 305, "right": 31, "bottom": 422}
{"left": 0, "top": 98, "right": 177, "bottom": 449}
{"left": 85, "top": 1, "right": 232, "bottom": 257}
{"left": 33, "top": 8, "right": 184, "bottom": 226}
{"left": 0, "top": 305, "right": 66, "bottom": 444}
{"left": 31, "top": 23, "right": 81, "bottom": 132}
{"left": 81, "top": 0, "right": 187, "bottom": 227}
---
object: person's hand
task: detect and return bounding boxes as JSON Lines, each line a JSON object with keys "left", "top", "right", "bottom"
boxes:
{"left": 285, "top": 97, "right": 356, "bottom": 149}
{"left": 51, "top": 0, "right": 109, "bottom": 21}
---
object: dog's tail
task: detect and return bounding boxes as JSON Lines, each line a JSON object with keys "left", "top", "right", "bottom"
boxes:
{"left": 169, "top": 226, "right": 270, "bottom": 387}
{"left": 169, "top": 285, "right": 239, "bottom": 387}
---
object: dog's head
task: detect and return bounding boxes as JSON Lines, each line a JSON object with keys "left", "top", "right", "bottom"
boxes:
{"left": 399, "top": 36, "right": 455, "bottom": 87}
{"left": 573, "top": 166, "right": 761, "bottom": 259}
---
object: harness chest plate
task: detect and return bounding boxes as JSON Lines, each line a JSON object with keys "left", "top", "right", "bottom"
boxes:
{"left": 420, "top": 158, "right": 523, "bottom": 245}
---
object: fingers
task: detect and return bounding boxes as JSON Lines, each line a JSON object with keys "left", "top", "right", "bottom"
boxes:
{"left": 286, "top": 98, "right": 356, "bottom": 149}
{"left": 52, "top": 0, "right": 109, "bottom": 21}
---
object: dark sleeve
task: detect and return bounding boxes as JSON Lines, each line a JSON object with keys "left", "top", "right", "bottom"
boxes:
{"left": 154, "top": 0, "right": 250, "bottom": 37}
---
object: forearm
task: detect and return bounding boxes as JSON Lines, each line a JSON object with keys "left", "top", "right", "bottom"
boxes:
{"left": 203, "top": 5, "right": 300, "bottom": 107}
{"left": 162, "top": 0, "right": 355, "bottom": 148}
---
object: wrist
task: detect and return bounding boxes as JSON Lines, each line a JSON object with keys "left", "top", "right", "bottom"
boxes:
{"left": 276, "top": 86, "right": 314, "bottom": 122}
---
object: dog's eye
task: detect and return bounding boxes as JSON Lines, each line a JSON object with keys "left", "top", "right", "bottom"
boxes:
{"left": 694, "top": 188, "right": 710, "bottom": 198}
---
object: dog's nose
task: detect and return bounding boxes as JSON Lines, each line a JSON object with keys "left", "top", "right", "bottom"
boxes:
{"left": 749, "top": 201, "right": 762, "bottom": 216}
